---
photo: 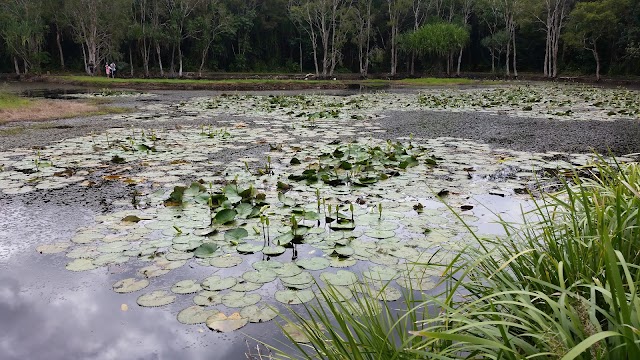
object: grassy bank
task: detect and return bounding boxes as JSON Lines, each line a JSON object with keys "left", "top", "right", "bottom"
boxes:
{"left": 0, "top": 91, "right": 129, "bottom": 125}
{"left": 268, "top": 159, "right": 640, "bottom": 359}
{"left": 47, "top": 75, "right": 486, "bottom": 90}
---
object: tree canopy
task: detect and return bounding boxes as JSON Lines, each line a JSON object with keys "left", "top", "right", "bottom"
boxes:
{"left": 0, "top": 0, "right": 637, "bottom": 79}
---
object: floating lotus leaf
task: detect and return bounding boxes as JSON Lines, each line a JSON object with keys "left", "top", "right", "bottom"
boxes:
{"left": 137, "top": 290, "right": 176, "bottom": 307}
{"left": 66, "top": 246, "right": 99, "bottom": 259}
{"left": 65, "top": 258, "right": 98, "bottom": 271}
{"left": 194, "top": 243, "right": 219, "bottom": 258}
{"left": 193, "top": 290, "right": 223, "bottom": 306}
{"left": 165, "top": 251, "right": 194, "bottom": 261}
{"left": 369, "top": 253, "right": 399, "bottom": 266}
{"left": 281, "top": 271, "right": 314, "bottom": 286}
{"left": 240, "top": 305, "right": 278, "bottom": 323}
{"left": 273, "top": 263, "right": 303, "bottom": 278}
{"left": 275, "top": 289, "right": 315, "bottom": 305}
{"left": 262, "top": 246, "right": 286, "bottom": 256}
{"left": 230, "top": 280, "right": 263, "bottom": 292}
{"left": 295, "top": 257, "right": 330, "bottom": 271}
{"left": 320, "top": 270, "right": 358, "bottom": 286}
{"left": 323, "top": 285, "right": 354, "bottom": 301}
{"left": 364, "top": 229, "right": 395, "bottom": 239}
{"left": 243, "top": 270, "right": 277, "bottom": 284}
{"left": 224, "top": 228, "right": 249, "bottom": 241}
{"left": 253, "top": 260, "right": 283, "bottom": 271}
{"left": 201, "top": 275, "right": 237, "bottom": 291}
{"left": 213, "top": 209, "right": 237, "bottom": 225}
{"left": 93, "top": 253, "right": 130, "bottom": 266}
{"left": 236, "top": 243, "right": 264, "bottom": 254}
{"left": 138, "top": 264, "right": 170, "bottom": 278}
{"left": 36, "top": 242, "right": 71, "bottom": 254}
{"left": 112, "top": 278, "right": 150, "bottom": 293}
{"left": 334, "top": 246, "right": 355, "bottom": 257}
{"left": 282, "top": 323, "right": 325, "bottom": 343}
{"left": 396, "top": 277, "right": 435, "bottom": 291}
{"left": 330, "top": 257, "right": 357, "bottom": 268}
{"left": 206, "top": 312, "right": 248, "bottom": 332}
{"left": 222, "top": 292, "right": 262, "bottom": 308}
{"left": 373, "top": 286, "right": 402, "bottom": 301}
{"left": 171, "top": 280, "right": 202, "bottom": 294}
{"left": 362, "top": 266, "right": 399, "bottom": 281}
{"left": 210, "top": 255, "right": 243, "bottom": 268}
{"left": 274, "top": 232, "right": 294, "bottom": 246}
{"left": 177, "top": 305, "right": 220, "bottom": 325}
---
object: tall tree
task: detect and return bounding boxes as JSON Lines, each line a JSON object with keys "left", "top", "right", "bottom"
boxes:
{"left": 456, "top": 0, "right": 474, "bottom": 76}
{"left": 534, "top": 0, "right": 573, "bottom": 78}
{"left": 564, "top": 0, "right": 621, "bottom": 81}
{"left": 387, "top": 0, "right": 410, "bottom": 76}
{"left": 64, "top": 0, "right": 129, "bottom": 75}
{"left": 0, "top": 0, "right": 46, "bottom": 74}
{"left": 191, "top": 0, "right": 234, "bottom": 76}
{"left": 351, "top": 0, "right": 374, "bottom": 77}
{"left": 164, "top": 0, "right": 201, "bottom": 77}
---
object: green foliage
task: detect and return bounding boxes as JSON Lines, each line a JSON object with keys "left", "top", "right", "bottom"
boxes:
{"left": 400, "top": 22, "right": 470, "bottom": 57}
{"left": 0, "top": 92, "right": 31, "bottom": 109}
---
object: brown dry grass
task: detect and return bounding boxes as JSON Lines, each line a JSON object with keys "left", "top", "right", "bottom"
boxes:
{"left": 0, "top": 99, "right": 125, "bottom": 124}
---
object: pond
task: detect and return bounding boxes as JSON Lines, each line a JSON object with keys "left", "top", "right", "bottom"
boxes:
{"left": 0, "top": 84, "right": 638, "bottom": 359}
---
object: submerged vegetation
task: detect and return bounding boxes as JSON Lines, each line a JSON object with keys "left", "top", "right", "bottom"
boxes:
{"left": 269, "top": 160, "right": 640, "bottom": 359}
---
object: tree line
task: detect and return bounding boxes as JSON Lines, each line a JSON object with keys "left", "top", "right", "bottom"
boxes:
{"left": 0, "top": 0, "right": 638, "bottom": 80}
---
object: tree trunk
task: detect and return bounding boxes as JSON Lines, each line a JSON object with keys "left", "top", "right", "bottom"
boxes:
{"left": 592, "top": 45, "right": 600, "bottom": 81}
{"left": 155, "top": 42, "right": 164, "bottom": 76}
{"left": 199, "top": 43, "right": 210, "bottom": 78}
{"left": 170, "top": 45, "right": 176, "bottom": 76}
{"left": 130, "top": 45, "right": 134, "bottom": 77}
{"left": 56, "top": 26, "right": 65, "bottom": 69}
{"left": 456, "top": 47, "right": 463, "bottom": 76}
{"left": 178, "top": 45, "right": 183, "bottom": 77}
{"left": 512, "top": 26, "right": 518, "bottom": 78}
{"left": 14, "top": 57, "right": 20, "bottom": 75}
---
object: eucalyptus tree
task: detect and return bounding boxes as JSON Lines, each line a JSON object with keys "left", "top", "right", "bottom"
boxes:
{"left": 0, "top": 0, "right": 46, "bottom": 74}
{"left": 288, "top": 0, "right": 352, "bottom": 77}
{"left": 564, "top": 0, "right": 620, "bottom": 81}
{"left": 533, "top": 0, "right": 574, "bottom": 78}
{"left": 191, "top": 0, "right": 234, "bottom": 76}
{"left": 409, "top": 0, "right": 430, "bottom": 75}
{"left": 387, "top": 0, "right": 411, "bottom": 76}
{"left": 350, "top": 0, "right": 374, "bottom": 77}
{"left": 64, "top": 0, "right": 130, "bottom": 75}
{"left": 455, "top": 0, "right": 474, "bottom": 76}
{"left": 477, "top": 0, "right": 503, "bottom": 73}
{"left": 164, "top": 0, "right": 201, "bottom": 77}
{"left": 131, "top": 0, "right": 154, "bottom": 77}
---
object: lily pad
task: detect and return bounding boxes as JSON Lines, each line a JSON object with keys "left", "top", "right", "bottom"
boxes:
{"left": 206, "top": 312, "right": 248, "bottom": 332}
{"left": 230, "top": 280, "right": 263, "bottom": 292}
{"left": 65, "top": 258, "right": 98, "bottom": 272}
{"left": 365, "top": 229, "right": 396, "bottom": 239}
{"left": 224, "top": 227, "right": 249, "bottom": 241}
{"left": 194, "top": 243, "right": 219, "bottom": 258}
{"left": 177, "top": 305, "right": 221, "bottom": 325}
{"left": 222, "top": 292, "right": 262, "bottom": 308}
{"left": 213, "top": 209, "right": 237, "bottom": 225}
{"left": 112, "top": 278, "right": 150, "bottom": 293}
{"left": 240, "top": 305, "right": 278, "bottom": 323}
{"left": 171, "top": 280, "right": 202, "bottom": 294}
{"left": 236, "top": 243, "right": 264, "bottom": 254}
{"left": 282, "top": 323, "right": 325, "bottom": 343}
{"left": 137, "top": 290, "right": 176, "bottom": 307}
{"left": 273, "top": 263, "right": 303, "bottom": 278}
{"left": 193, "top": 290, "right": 223, "bottom": 306}
{"left": 210, "top": 255, "right": 243, "bottom": 268}
{"left": 253, "top": 260, "right": 284, "bottom": 271}
{"left": 36, "top": 242, "right": 71, "bottom": 254}
{"left": 362, "top": 266, "right": 399, "bottom": 282}
{"left": 201, "top": 275, "right": 238, "bottom": 291}
{"left": 275, "top": 289, "right": 316, "bottom": 305}
{"left": 262, "top": 246, "right": 286, "bottom": 256}
{"left": 330, "top": 257, "right": 357, "bottom": 268}
{"left": 243, "top": 270, "right": 277, "bottom": 284}
{"left": 295, "top": 257, "right": 330, "bottom": 271}
{"left": 320, "top": 270, "right": 358, "bottom": 286}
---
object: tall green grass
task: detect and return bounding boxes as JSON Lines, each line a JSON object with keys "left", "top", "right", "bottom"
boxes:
{"left": 0, "top": 92, "right": 31, "bottom": 109}
{"left": 265, "top": 159, "right": 640, "bottom": 360}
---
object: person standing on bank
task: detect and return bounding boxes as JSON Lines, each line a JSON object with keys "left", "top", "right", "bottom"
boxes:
{"left": 105, "top": 63, "right": 111, "bottom": 78}
{"left": 110, "top": 62, "right": 116, "bottom": 78}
